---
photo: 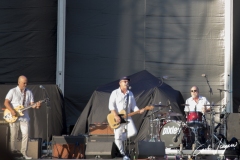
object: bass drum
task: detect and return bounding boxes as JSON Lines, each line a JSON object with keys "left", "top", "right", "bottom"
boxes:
{"left": 159, "top": 121, "right": 184, "bottom": 148}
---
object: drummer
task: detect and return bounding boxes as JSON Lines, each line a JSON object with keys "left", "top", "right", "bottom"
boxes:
{"left": 184, "top": 86, "right": 211, "bottom": 116}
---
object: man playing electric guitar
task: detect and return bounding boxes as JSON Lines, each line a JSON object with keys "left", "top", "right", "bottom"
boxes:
{"left": 108, "top": 76, "right": 145, "bottom": 160}
{"left": 4, "top": 75, "right": 41, "bottom": 159}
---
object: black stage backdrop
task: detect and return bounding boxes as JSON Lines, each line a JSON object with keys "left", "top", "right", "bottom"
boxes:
{"left": 0, "top": 85, "right": 64, "bottom": 141}
{"left": 233, "top": 0, "right": 240, "bottom": 112}
{"left": 0, "top": 1, "right": 57, "bottom": 84}
{"left": 64, "top": 0, "right": 227, "bottom": 129}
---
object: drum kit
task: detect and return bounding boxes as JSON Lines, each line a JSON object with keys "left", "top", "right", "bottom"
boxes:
{"left": 147, "top": 104, "right": 228, "bottom": 150}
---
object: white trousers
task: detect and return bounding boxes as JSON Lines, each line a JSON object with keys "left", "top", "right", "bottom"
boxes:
{"left": 114, "top": 118, "right": 137, "bottom": 154}
{"left": 9, "top": 121, "right": 29, "bottom": 154}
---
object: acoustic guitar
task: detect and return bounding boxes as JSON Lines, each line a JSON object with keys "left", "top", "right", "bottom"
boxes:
{"left": 107, "top": 105, "right": 154, "bottom": 129}
{"left": 3, "top": 99, "right": 46, "bottom": 123}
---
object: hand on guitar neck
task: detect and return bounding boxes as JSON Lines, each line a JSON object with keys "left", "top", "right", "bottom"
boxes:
{"left": 3, "top": 99, "right": 46, "bottom": 123}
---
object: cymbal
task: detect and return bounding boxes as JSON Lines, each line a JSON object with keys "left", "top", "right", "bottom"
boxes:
{"left": 204, "top": 104, "right": 225, "bottom": 107}
{"left": 158, "top": 112, "right": 182, "bottom": 117}
{"left": 152, "top": 104, "right": 169, "bottom": 107}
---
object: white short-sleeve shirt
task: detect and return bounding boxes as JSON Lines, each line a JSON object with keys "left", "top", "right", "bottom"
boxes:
{"left": 108, "top": 88, "right": 139, "bottom": 116}
{"left": 184, "top": 96, "right": 210, "bottom": 112}
{"left": 5, "top": 86, "right": 34, "bottom": 121}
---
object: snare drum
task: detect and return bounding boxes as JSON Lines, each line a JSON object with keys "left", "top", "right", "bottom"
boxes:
{"left": 187, "top": 112, "right": 203, "bottom": 127}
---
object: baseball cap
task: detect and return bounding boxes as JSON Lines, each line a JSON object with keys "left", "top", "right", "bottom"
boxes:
{"left": 119, "top": 76, "right": 130, "bottom": 81}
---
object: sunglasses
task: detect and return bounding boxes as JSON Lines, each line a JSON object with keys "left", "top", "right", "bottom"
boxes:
{"left": 191, "top": 90, "right": 198, "bottom": 92}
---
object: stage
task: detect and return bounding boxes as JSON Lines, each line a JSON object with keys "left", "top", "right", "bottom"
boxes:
{"left": 39, "top": 148, "right": 240, "bottom": 159}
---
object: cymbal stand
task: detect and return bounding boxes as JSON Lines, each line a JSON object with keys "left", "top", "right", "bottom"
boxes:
{"left": 207, "top": 108, "right": 225, "bottom": 149}
{"left": 191, "top": 126, "right": 201, "bottom": 149}
{"left": 148, "top": 110, "right": 159, "bottom": 142}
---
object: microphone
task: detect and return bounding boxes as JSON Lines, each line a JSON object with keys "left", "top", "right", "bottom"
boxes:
{"left": 174, "top": 136, "right": 178, "bottom": 142}
{"left": 126, "top": 83, "right": 131, "bottom": 90}
{"left": 39, "top": 85, "right": 45, "bottom": 89}
{"left": 174, "top": 124, "right": 182, "bottom": 142}
{"left": 202, "top": 74, "right": 206, "bottom": 77}
{"left": 217, "top": 89, "right": 230, "bottom": 93}
{"left": 214, "top": 123, "right": 221, "bottom": 132}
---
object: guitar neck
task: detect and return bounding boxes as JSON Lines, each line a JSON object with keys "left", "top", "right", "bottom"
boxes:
{"left": 20, "top": 99, "right": 45, "bottom": 112}
{"left": 21, "top": 104, "right": 36, "bottom": 112}
{"left": 121, "top": 105, "right": 154, "bottom": 119}
{"left": 123, "top": 110, "right": 140, "bottom": 119}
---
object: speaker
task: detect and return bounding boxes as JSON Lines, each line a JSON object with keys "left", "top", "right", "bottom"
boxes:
{"left": 16, "top": 138, "right": 42, "bottom": 159}
{"left": 85, "top": 142, "right": 119, "bottom": 159}
{"left": 52, "top": 135, "right": 86, "bottom": 159}
{"left": 135, "top": 141, "right": 166, "bottom": 159}
{"left": 0, "top": 124, "right": 9, "bottom": 149}
{"left": 88, "top": 135, "right": 114, "bottom": 142}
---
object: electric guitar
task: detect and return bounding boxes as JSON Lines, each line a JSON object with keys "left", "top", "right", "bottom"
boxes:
{"left": 3, "top": 99, "right": 46, "bottom": 123}
{"left": 107, "top": 105, "right": 154, "bottom": 129}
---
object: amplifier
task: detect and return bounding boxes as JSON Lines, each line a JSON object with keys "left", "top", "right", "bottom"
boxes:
{"left": 0, "top": 112, "right": 7, "bottom": 124}
{"left": 85, "top": 142, "right": 119, "bottom": 159}
{"left": 16, "top": 138, "right": 42, "bottom": 159}
{"left": 89, "top": 123, "right": 114, "bottom": 135}
{"left": 0, "top": 124, "right": 9, "bottom": 149}
{"left": 88, "top": 135, "right": 114, "bottom": 142}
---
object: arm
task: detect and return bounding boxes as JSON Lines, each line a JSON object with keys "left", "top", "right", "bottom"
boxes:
{"left": 4, "top": 99, "right": 16, "bottom": 116}
{"left": 29, "top": 91, "right": 41, "bottom": 109}
{"left": 202, "top": 97, "right": 210, "bottom": 113}
{"left": 108, "top": 90, "right": 120, "bottom": 122}
{"left": 110, "top": 110, "right": 121, "bottom": 123}
{"left": 31, "top": 101, "right": 41, "bottom": 109}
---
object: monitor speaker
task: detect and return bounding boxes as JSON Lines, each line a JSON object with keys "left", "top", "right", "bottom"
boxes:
{"left": 52, "top": 135, "right": 86, "bottom": 159}
{"left": 85, "top": 142, "right": 119, "bottom": 159}
{"left": 135, "top": 141, "right": 166, "bottom": 159}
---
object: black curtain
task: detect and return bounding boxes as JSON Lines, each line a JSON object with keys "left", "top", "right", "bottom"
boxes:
{"left": 0, "top": 1, "right": 57, "bottom": 84}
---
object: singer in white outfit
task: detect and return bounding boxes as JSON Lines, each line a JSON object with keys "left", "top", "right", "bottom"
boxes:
{"left": 108, "top": 76, "right": 144, "bottom": 159}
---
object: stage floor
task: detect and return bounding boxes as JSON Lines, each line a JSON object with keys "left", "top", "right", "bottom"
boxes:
{"left": 38, "top": 148, "right": 239, "bottom": 159}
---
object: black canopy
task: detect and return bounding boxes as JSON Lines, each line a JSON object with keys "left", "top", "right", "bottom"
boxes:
{"left": 71, "top": 70, "right": 185, "bottom": 141}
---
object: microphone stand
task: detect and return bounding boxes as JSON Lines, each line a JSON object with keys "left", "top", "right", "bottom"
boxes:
{"left": 217, "top": 89, "right": 229, "bottom": 138}
{"left": 203, "top": 75, "right": 213, "bottom": 103}
{"left": 124, "top": 89, "right": 130, "bottom": 157}
{"left": 41, "top": 88, "right": 51, "bottom": 158}
{"left": 202, "top": 75, "right": 214, "bottom": 148}
{"left": 218, "top": 89, "right": 223, "bottom": 135}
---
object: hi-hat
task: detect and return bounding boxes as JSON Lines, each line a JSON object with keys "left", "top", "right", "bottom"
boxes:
{"left": 152, "top": 104, "right": 169, "bottom": 107}
{"left": 204, "top": 104, "right": 225, "bottom": 107}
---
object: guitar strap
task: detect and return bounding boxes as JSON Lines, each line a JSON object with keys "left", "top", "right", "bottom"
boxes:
{"left": 22, "top": 89, "right": 27, "bottom": 106}
{"left": 124, "top": 91, "right": 129, "bottom": 110}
